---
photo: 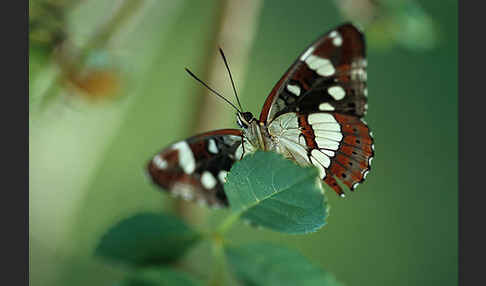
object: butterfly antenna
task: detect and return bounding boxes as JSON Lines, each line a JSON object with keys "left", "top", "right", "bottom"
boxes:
{"left": 219, "top": 48, "right": 243, "bottom": 111}
{"left": 185, "top": 68, "right": 241, "bottom": 113}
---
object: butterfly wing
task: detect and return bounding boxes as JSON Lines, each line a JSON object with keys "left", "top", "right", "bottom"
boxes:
{"left": 147, "top": 129, "right": 244, "bottom": 207}
{"left": 262, "top": 23, "right": 373, "bottom": 196}
{"left": 260, "top": 23, "right": 367, "bottom": 122}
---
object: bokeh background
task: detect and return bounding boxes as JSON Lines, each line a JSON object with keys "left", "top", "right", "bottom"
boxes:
{"left": 29, "top": 0, "right": 458, "bottom": 285}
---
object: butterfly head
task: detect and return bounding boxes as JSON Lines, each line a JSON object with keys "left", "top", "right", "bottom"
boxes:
{"left": 236, "top": 112, "right": 255, "bottom": 129}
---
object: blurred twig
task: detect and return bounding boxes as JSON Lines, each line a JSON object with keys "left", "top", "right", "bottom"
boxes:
{"left": 174, "top": 0, "right": 263, "bottom": 226}
{"left": 35, "top": 0, "right": 146, "bottom": 110}
{"left": 29, "top": 0, "right": 81, "bottom": 48}
{"left": 76, "top": 0, "right": 146, "bottom": 65}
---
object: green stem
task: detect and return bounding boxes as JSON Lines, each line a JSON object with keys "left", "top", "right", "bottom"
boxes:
{"left": 216, "top": 211, "right": 241, "bottom": 235}
{"left": 208, "top": 233, "right": 226, "bottom": 286}
{"left": 205, "top": 211, "right": 242, "bottom": 285}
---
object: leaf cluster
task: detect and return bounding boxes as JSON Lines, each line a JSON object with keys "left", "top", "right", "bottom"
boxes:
{"left": 96, "top": 152, "right": 341, "bottom": 285}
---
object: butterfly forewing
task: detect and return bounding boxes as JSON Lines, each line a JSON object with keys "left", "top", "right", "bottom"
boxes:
{"left": 262, "top": 23, "right": 373, "bottom": 196}
{"left": 147, "top": 129, "right": 244, "bottom": 207}
{"left": 260, "top": 23, "right": 367, "bottom": 123}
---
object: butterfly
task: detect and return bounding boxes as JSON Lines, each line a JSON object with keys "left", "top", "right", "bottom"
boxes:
{"left": 147, "top": 23, "right": 374, "bottom": 208}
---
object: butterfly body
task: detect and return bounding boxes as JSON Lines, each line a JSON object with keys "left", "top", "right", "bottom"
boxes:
{"left": 148, "top": 23, "right": 374, "bottom": 207}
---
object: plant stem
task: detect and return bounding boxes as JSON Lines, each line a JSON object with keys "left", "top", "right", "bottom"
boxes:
{"left": 204, "top": 211, "right": 243, "bottom": 285}
{"left": 208, "top": 233, "right": 226, "bottom": 286}
{"left": 217, "top": 211, "right": 241, "bottom": 235}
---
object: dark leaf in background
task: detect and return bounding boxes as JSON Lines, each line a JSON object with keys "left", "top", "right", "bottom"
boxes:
{"left": 96, "top": 213, "right": 200, "bottom": 267}
{"left": 117, "top": 267, "right": 201, "bottom": 286}
{"left": 225, "top": 151, "right": 328, "bottom": 234}
{"left": 226, "top": 243, "right": 343, "bottom": 286}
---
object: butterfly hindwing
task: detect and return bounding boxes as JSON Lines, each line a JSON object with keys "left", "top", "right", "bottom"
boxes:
{"left": 147, "top": 129, "right": 244, "bottom": 207}
{"left": 301, "top": 113, "right": 373, "bottom": 196}
{"left": 263, "top": 23, "right": 373, "bottom": 196}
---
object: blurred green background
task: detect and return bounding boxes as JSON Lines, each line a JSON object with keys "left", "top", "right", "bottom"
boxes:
{"left": 29, "top": 0, "right": 457, "bottom": 285}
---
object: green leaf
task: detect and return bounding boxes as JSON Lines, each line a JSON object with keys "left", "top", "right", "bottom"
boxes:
{"left": 117, "top": 267, "right": 202, "bottom": 286}
{"left": 96, "top": 213, "right": 200, "bottom": 267}
{"left": 226, "top": 243, "right": 343, "bottom": 286}
{"left": 224, "top": 151, "right": 328, "bottom": 234}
